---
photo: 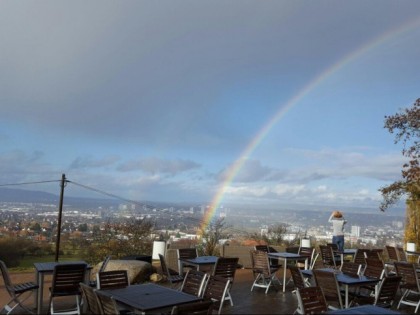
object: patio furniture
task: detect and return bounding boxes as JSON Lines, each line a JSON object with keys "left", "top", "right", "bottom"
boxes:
{"left": 0, "top": 259, "right": 39, "bottom": 315}
{"left": 396, "top": 247, "right": 407, "bottom": 262}
{"left": 324, "top": 304, "right": 401, "bottom": 314}
{"left": 394, "top": 262, "right": 420, "bottom": 312}
{"left": 313, "top": 269, "right": 344, "bottom": 310}
{"left": 353, "top": 275, "right": 402, "bottom": 308}
{"left": 202, "top": 275, "right": 231, "bottom": 315}
{"left": 289, "top": 265, "right": 308, "bottom": 314}
{"left": 34, "top": 261, "right": 91, "bottom": 315}
{"left": 159, "top": 254, "right": 184, "bottom": 288}
{"left": 170, "top": 299, "right": 214, "bottom": 315}
{"left": 268, "top": 252, "right": 309, "bottom": 292}
{"left": 89, "top": 255, "right": 111, "bottom": 288}
{"left": 250, "top": 250, "right": 281, "bottom": 294}
{"left": 180, "top": 269, "right": 208, "bottom": 297}
{"left": 79, "top": 282, "right": 101, "bottom": 314}
{"left": 320, "top": 245, "right": 341, "bottom": 269}
{"left": 297, "top": 247, "right": 316, "bottom": 270}
{"left": 340, "top": 262, "right": 362, "bottom": 277}
{"left": 97, "top": 283, "right": 201, "bottom": 313}
{"left": 254, "top": 245, "right": 281, "bottom": 269}
{"left": 359, "top": 257, "right": 386, "bottom": 297}
{"left": 352, "top": 249, "right": 368, "bottom": 271}
{"left": 94, "top": 290, "right": 133, "bottom": 315}
{"left": 48, "top": 263, "right": 88, "bottom": 315}
{"left": 212, "top": 257, "right": 239, "bottom": 306}
{"left": 384, "top": 245, "right": 399, "bottom": 273}
{"left": 179, "top": 256, "right": 218, "bottom": 274}
{"left": 97, "top": 270, "right": 129, "bottom": 290}
{"left": 296, "top": 286, "right": 328, "bottom": 314}
{"left": 177, "top": 248, "right": 198, "bottom": 275}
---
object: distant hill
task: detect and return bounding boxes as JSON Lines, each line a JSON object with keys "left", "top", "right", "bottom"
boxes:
{"left": 0, "top": 187, "right": 119, "bottom": 208}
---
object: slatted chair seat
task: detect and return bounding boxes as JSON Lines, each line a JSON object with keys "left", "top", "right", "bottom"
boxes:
{"left": 313, "top": 269, "right": 343, "bottom": 310}
{"left": 212, "top": 257, "right": 239, "bottom": 306}
{"left": 180, "top": 269, "right": 208, "bottom": 297}
{"left": 0, "top": 260, "right": 39, "bottom": 315}
{"left": 296, "top": 286, "right": 328, "bottom": 315}
{"left": 395, "top": 262, "right": 420, "bottom": 312}
{"left": 250, "top": 250, "right": 281, "bottom": 294}
{"left": 202, "top": 275, "right": 231, "bottom": 315}
{"left": 159, "top": 254, "right": 184, "bottom": 288}
{"left": 353, "top": 275, "right": 402, "bottom": 308}
{"left": 79, "top": 282, "right": 102, "bottom": 314}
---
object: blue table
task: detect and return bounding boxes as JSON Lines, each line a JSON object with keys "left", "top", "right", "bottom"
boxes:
{"left": 179, "top": 255, "right": 219, "bottom": 274}
{"left": 326, "top": 304, "right": 400, "bottom": 314}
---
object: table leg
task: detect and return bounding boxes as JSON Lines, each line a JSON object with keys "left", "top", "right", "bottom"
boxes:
{"left": 345, "top": 285, "right": 349, "bottom": 308}
{"left": 36, "top": 272, "right": 43, "bottom": 314}
{"left": 283, "top": 258, "right": 287, "bottom": 292}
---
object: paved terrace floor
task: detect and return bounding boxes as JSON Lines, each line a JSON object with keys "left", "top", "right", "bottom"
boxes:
{"left": 0, "top": 267, "right": 413, "bottom": 314}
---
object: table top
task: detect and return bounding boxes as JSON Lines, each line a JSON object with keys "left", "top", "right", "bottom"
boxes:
{"left": 302, "top": 268, "right": 379, "bottom": 286}
{"left": 99, "top": 283, "right": 201, "bottom": 311}
{"left": 34, "top": 261, "right": 89, "bottom": 272}
{"left": 267, "top": 252, "right": 309, "bottom": 259}
{"left": 180, "top": 256, "right": 219, "bottom": 265}
{"left": 325, "top": 304, "right": 401, "bottom": 314}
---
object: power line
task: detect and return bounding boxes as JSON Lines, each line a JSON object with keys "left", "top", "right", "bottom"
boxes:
{"left": 0, "top": 180, "right": 60, "bottom": 187}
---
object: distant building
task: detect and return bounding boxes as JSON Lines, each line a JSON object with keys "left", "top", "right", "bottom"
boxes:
{"left": 351, "top": 225, "right": 361, "bottom": 237}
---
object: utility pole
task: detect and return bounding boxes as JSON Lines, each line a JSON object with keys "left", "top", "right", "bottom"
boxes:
{"left": 55, "top": 174, "right": 66, "bottom": 262}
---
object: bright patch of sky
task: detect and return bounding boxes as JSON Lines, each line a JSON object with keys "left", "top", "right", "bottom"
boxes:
{"left": 0, "top": 1, "right": 419, "bottom": 211}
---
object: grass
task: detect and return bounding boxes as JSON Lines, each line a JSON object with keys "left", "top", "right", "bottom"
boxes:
{"left": 10, "top": 255, "right": 84, "bottom": 272}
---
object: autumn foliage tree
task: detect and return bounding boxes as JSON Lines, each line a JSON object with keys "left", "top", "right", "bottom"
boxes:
{"left": 380, "top": 98, "right": 420, "bottom": 211}
{"left": 380, "top": 99, "right": 420, "bottom": 246}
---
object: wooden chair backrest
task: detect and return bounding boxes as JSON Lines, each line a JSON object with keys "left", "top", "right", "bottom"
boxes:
{"left": 95, "top": 290, "right": 120, "bottom": 315}
{"left": 375, "top": 276, "right": 402, "bottom": 307}
{"left": 313, "top": 269, "right": 343, "bottom": 309}
{"left": 79, "top": 282, "right": 101, "bottom": 314}
{"left": 213, "top": 257, "right": 239, "bottom": 281}
{"left": 296, "top": 286, "right": 328, "bottom": 314}
{"left": 181, "top": 269, "right": 208, "bottom": 297}
{"left": 289, "top": 265, "right": 306, "bottom": 290}
{"left": 97, "top": 270, "right": 129, "bottom": 290}
{"left": 171, "top": 299, "right": 214, "bottom": 315}
{"left": 51, "top": 263, "right": 87, "bottom": 296}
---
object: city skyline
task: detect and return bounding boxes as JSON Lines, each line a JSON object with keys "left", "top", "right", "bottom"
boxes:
{"left": 1, "top": 2, "right": 420, "bottom": 212}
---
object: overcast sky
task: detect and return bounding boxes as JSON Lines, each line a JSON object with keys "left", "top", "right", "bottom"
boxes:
{"left": 1, "top": 1, "right": 419, "bottom": 211}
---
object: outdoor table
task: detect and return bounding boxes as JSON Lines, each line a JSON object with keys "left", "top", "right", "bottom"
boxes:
{"left": 179, "top": 255, "right": 219, "bottom": 274}
{"left": 33, "top": 261, "right": 90, "bottom": 314}
{"left": 98, "top": 283, "right": 201, "bottom": 314}
{"left": 267, "top": 252, "right": 309, "bottom": 292}
{"left": 325, "top": 304, "right": 401, "bottom": 314}
{"left": 301, "top": 268, "right": 380, "bottom": 308}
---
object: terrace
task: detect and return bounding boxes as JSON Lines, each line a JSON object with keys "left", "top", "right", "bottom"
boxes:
{"left": 0, "top": 245, "right": 415, "bottom": 314}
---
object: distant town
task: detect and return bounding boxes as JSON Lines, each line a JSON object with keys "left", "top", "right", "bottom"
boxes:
{"left": 0, "top": 188, "right": 406, "bottom": 249}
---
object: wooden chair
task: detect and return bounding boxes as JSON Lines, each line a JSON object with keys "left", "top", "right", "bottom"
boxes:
{"left": 180, "top": 269, "right": 208, "bottom": 297}
{"left": 89, "top": 255, "right": 111, "bottom": 288}
{"left": 171, "top": 299, "right": 214, "bottom": 315}
{"left": 289, "top": 266, "right": 308, "bottom": 314}
{"left": 296, "top": 286, "right": 328, "bottom": 315}
{"left": 359, "top": 257, "right": 386, "bottom": 297}
{"left": 395, "top": 262, "right": 420, "bottom": 312}
{"left": 177, "top": 248, "right": 198, "bottom": 275}
{"left": 0, "top": 260, "right": 39, "bottom": 315}
{"left": 352, "top": 249, "right": 368, "bottom": 271}
{"left": 48, "top": 263, "right": 88, "bottom": 315}
{"left": 202, "top": 275, "right": 231, "bottom": 315}
{"left": 313, "top": 269, "right": 343, "bottom": 310}
{"left": 319, "top": 245, "right": 340, "bottom": 269}
{"left": 353, "top": 276, "right": 402, "bottom": 308}
{"left": 94, "top": 290, "right": 131, "bottom": 315}
{"left": 340, "top": 261, "right": 361, "bottom": 277}
{"left": 97, "top": 270, "right": 129, "bottom": 290}
{"left": 79, "top": 282, "right": 101, "bottom": 314}
{"left": 385, "top": 245, "right": 399, "bottom": 273}
{"left": 397, "top": 247, "right": 408, "bottom": 262}
{"left": 212, "top": 257, "right": 239, "bottom": 306}
{"left": 250, "top": 250, "right": 281, "bottom": 294}
{"left": 159, "top": 253, "right": 184, "bottom": 288}
{"left": 254, "top": 245, "right": 281, "bottom": 269}
{"left": 297, "top": 247, "right": 316, "bottom": 270}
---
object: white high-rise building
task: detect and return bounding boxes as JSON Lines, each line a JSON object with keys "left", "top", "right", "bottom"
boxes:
{"left": 351, "top": 225, "right": 361, "bottom": 237}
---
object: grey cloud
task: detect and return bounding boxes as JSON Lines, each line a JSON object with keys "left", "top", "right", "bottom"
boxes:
{"left": 118, "top": 157, "right": 201, "bottom": 175}
{"left": 69, "top": 156, "right": 120, "bottom": 169}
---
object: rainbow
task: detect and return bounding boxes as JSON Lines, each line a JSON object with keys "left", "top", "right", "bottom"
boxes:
{"left": 198, "top": 15, "right": 420, "bottom": 235}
